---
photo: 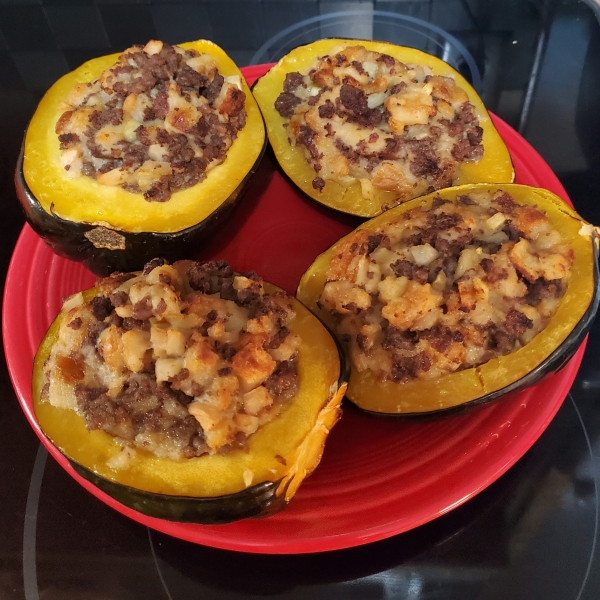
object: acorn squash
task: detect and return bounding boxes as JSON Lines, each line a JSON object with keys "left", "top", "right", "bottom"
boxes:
{"left": 32, "top": 280, "right": 346, "bottom": 523}
{"left": 17, "top": 40, "right": 266, "bottom": 276}
{"left": 297, "top": 183, "right": 599, "bottom": 415}
{"left": 252, "top": 38, "right": 514, "bottom": 217}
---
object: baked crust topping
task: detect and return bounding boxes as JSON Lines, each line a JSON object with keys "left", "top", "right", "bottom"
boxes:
{"left": 56, "top": 40, "right": 247, "bottom": 202}
{"left": 318, "top": 190, "right": 574, "bottom": 383}
{"left": 41, "top": 260, "right": 301, "bottom": 460}
{"left": 274, "top": 45, "right": 484, "bottom": 205}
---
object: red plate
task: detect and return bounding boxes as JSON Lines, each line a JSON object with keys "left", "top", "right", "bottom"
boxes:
{"left": 4, "top": 64, "right": 585, "bottom": 554}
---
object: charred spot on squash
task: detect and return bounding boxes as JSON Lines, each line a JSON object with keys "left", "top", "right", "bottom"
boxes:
{"left": 32, "top": 279, "right": 346, "bottom": 523}
{"left": 17, "top": 39, "right": 266, "bottom": 276}
{"left": 252, "top": 38, "right": 514, "bottom": 218}
{"left": 84, "top": 227, "right": 127, "bottom": 250}
{"left": 297, "top": 183, "right": 598, "bottom": 415}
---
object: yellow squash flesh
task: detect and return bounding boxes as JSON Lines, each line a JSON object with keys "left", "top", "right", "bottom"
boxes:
{"left": 252, "top": 38, "right": 515, "bottom": 218}
{"left": 33, "top": 286, "right": 345, "bottom": 501}
{"left": 23, "top": 40, "right": 265, "bottom": 234}
{"left": 297, "top": 183, "right": 596, "bottom": 414}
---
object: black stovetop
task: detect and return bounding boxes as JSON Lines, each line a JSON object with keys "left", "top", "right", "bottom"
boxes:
{"left": 2, "top": 1, "right": 600, "bottom": 598}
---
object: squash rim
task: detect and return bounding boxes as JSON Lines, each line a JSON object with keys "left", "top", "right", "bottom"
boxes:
{"left": 22, "top": 39, "right": 266, "bottom": 234}
{"left": 296, "top": 182, "right": 598, "bottom": 415}
{"left": 252, "top": 38, "right": 515, "bottom": 218}
{"left": 32, "top": 281, "right": 347, "bottom": 506}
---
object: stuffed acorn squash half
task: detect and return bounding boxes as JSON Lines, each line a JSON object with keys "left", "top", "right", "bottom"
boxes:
{"left": 297, "top": 183, "right": 599, "bottom": 415}
{"left": 17, "top": 40, "right": 266, "bottom": 276}
{"left": 33, "top": 259, "right": 346, "bottom": 523}
{"left": 252, "top": 38, "right": 514, "bottom": 218}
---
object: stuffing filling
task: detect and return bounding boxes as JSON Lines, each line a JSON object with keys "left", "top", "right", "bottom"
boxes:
{"left": 318, "top": 190, "right": 574, "bottom": 383}
{"left": 41, "top": 260, "right": 301, "bottom": 460}
{"left": 56, "top": 40, "right": 247, "bottom": 202}
{"left": 274, "top": 44, "right": 484, "bottom": 205}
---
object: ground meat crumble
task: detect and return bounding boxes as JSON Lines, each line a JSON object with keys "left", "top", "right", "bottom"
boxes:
{"left": 274, "top": 45, "right": 484, "bottom": 205}
{"left": 41, "top": 260, "right": 301, "bottom": 461}
{"left": 318, "top": 190, "right": 574, "bottom": 383}
{"left": 56, "top": 40, "right": 247, "bottom": 202}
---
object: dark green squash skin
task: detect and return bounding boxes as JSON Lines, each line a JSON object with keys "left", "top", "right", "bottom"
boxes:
{"left": 363, "top": 236, "right": 600, "bottom": 419}
{"left": 15, "top": 142, "right": 265, "bottom": 276}
{"left": 69, "top": 460, "right": 287, "bottom": 524}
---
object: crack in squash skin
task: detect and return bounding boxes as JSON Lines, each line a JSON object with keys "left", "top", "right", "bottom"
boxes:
{"left": 252, "top": 39, "right": 515, "bottom": 218}
{"left": 32, "top": 285, "right": 347, "bottom": 523}
{"left": 297, "top": 183, "right": 598, "bottom": 415}
{"left": 18, "top": 40, "right": 266, "bottom": 276}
